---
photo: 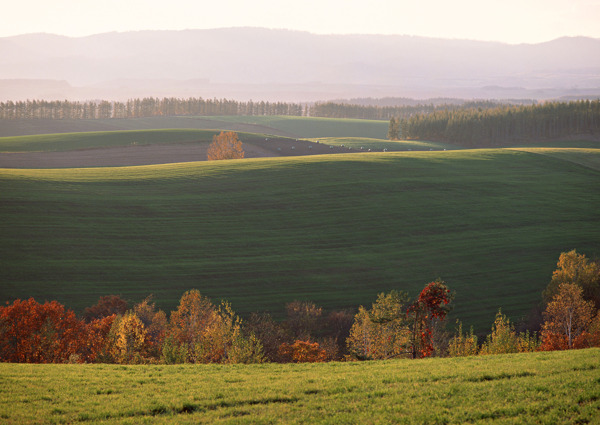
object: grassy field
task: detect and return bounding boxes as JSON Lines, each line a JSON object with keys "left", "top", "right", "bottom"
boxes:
{"left": 1, "top": 147, "right": 599, "bottom": 330}
{"left": 209, "top": 116, "right": 389, "bottom": 139}
{"left": 308, "top": 137, "right": 460, "bottom": 151}
{"left": 0, "top": 116, "right": 389, "bottom": 139}
{"left": 1, "top": 348, "right": 599, "bottom": 424}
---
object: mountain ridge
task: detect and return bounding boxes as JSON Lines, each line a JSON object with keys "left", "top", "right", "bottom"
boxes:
{"left": 1, "top": 28, "right": 599, "bottom": 102}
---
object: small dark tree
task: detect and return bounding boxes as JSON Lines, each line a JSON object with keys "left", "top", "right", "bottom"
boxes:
{"left": 244, "top": 312, "right": 289, "bottom": 362}
{"left": 388, "top": 117, "right": 400, "bottom": 140}
{"left": 83, "top": 295, "right": 128, "bottom": 322}
{"left": 285, "top": 300, "right": 323, "bottom": 340}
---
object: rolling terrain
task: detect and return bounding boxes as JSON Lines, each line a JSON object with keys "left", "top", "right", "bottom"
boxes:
{"left": 0, "top": 115, "right": 389, "bottom": 139}
{"left": 1, "top": 348, "right": 599, "bottom": 424}
{"left": 1, "top": 132, "right": 599, "bottom": 330}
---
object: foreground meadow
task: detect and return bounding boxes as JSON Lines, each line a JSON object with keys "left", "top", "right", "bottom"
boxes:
{"left": 1, "top": 349, "right": 599, "bottom": 424}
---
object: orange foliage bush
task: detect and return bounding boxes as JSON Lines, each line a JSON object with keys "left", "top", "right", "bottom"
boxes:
{"left": 0, "top": 298, "right": 86, "bottom": 363}
{"left": 207, "top": 131, "right": 244, "bottom": 160}
{"left": 278, "top": 340, "right": 328, "bottom": 363}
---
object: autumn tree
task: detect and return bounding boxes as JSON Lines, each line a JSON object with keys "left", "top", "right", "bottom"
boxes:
{"left": 79, "top": 315, "right": 116, "bottom": 363}
{"left": 346, "top": 291, "right": 411, "bottom": 360}
{"left": 407, "top": 279, "right": 453, "bottom": 358}
{"left": 133, "top": 296, "right": 167, "bottom": 359}
{"left": 543, "top": 250, "right": 600, "bottom": 309}
{"left": 0, "top": 298, "right": 86, "bottom": 363}
{"left": 541, "top": 283, "right": 595, "bottom": 350}
{"left": 106, "top": 312, "right": 147, "bottom": 364}
{"left": 166, "top": 290, "right": 263, "bottom": 364}
{"left": 278, "top": 340, "right": 328, "bottom": 363}
{"left": 194, "top": 301, "right": 264, "bottom": 364}
{"left": 167, "top": 289, "right": 218, "bottom": 362}
{"left": 207, "top": 131, "right": 244, "bottom": 160}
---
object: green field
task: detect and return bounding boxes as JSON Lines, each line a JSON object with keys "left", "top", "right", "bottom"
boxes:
{"left": 0, "top": 115, "right": 389, "bottom": 139}
{"left": 1, "top": 348, "right": 599, "bottom": 424}
{"left": 209, "top": 116, "right": 389, "bottom": 139}
{"left": 309, "top": 137, "right": 460, "bottom": 151}
{"left": 2, "top": 146, "right": 599, "bottom": 331}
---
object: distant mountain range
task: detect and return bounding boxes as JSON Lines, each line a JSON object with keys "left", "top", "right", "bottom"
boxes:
{"left": 1, "top": 28, "right": 599, "bottom": 102}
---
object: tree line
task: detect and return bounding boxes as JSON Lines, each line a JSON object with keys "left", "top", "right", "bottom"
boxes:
{"left": 0, "top": 98, "right": 307, "bottom": 120}
{"left": 0, "top": 97, "right": 518, "bottom": 122}
{"left": 310, "top": 100, "right": 504, "bottom": 120}
{"left": 396, "top": 100, "right": 600, "bottom": 146}
{"left": 2, "top": 250, "right": 599, "bottom": 364}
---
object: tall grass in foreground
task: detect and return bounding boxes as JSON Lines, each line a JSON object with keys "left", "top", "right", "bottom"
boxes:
{"left": 1, "top": 348, "right": 599, "bottom": 424}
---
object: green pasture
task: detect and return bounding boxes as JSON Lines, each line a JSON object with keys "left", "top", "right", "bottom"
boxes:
{"left": 310, "top": 137, "right": 459, "bottom": 151}
{"left": 1, "top": 349, "right": 599, "bottom": 424}
{"left": 0, "top": 115, "right": 389, "bottom": 139}
{"left": 209, "top": 116, "right": 389, "bottom": 139}
{"left": 1, "top": 148, "right": 599, "bottom": 331}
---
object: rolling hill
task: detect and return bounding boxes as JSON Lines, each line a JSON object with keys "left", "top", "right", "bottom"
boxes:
{"left": 1, "top": 145, "right": 599, "bottom": 331}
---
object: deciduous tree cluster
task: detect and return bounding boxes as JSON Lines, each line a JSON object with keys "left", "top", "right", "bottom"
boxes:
{"left": 2, "top": 250, "right": 599, "bottom": 364}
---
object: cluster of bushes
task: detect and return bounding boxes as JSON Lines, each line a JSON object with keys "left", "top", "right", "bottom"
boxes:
{"left": 1, "top": 250, "right": 599, "bottom": 364}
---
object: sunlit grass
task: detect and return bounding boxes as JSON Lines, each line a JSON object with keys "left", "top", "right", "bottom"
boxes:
{"left": 1, "top": 349, "right": 599, "bottom": 424}
{"left": 309, "top": 136, "right": 460, "bottom": 151}
{"left": 513, "top": 147, "right": 600, "bottom": 171}
{"left": 210, "top": 115, "right": 389, "bottom": 138}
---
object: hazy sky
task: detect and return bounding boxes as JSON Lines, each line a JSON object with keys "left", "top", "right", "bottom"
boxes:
{"left": 2, "top": 0, "right": 599, "bottom": 43}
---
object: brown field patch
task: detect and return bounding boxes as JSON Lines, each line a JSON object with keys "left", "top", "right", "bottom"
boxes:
{"left": 0, "top": 138, "right": 357, "bottom": 168}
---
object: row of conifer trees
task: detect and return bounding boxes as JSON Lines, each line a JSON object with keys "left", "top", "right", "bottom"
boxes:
{"left": 0, "top": 96, "right": 540, "bottom": 123}
{"left": 395, "top": 100, "right": 600, "bottom": 146}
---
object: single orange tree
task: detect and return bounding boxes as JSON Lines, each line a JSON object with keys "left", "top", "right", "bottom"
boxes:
{"left": 541, "top": 283, "right": 595, "bottom": 350}
{"left": 207, "top": 131, "right": 245, "bottom": 160}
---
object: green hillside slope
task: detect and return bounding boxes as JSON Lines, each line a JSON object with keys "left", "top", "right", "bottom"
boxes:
{"left": 1, "top": 348, "right": 599, "bottom": 424}
{"left": 0, "top": 115, "right": 389, "bottom": 139}
{"left": 1, "top": 149, "right": 599, "bottom": 330}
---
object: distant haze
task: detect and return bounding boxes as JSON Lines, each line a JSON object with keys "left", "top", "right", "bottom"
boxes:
{"left": 1, "top": 28, "right": 599, "bottom": 102}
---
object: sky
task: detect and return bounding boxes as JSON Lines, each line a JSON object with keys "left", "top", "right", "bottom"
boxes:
{"left": 2, "top": 0, "right": 599, "bottom": 44}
